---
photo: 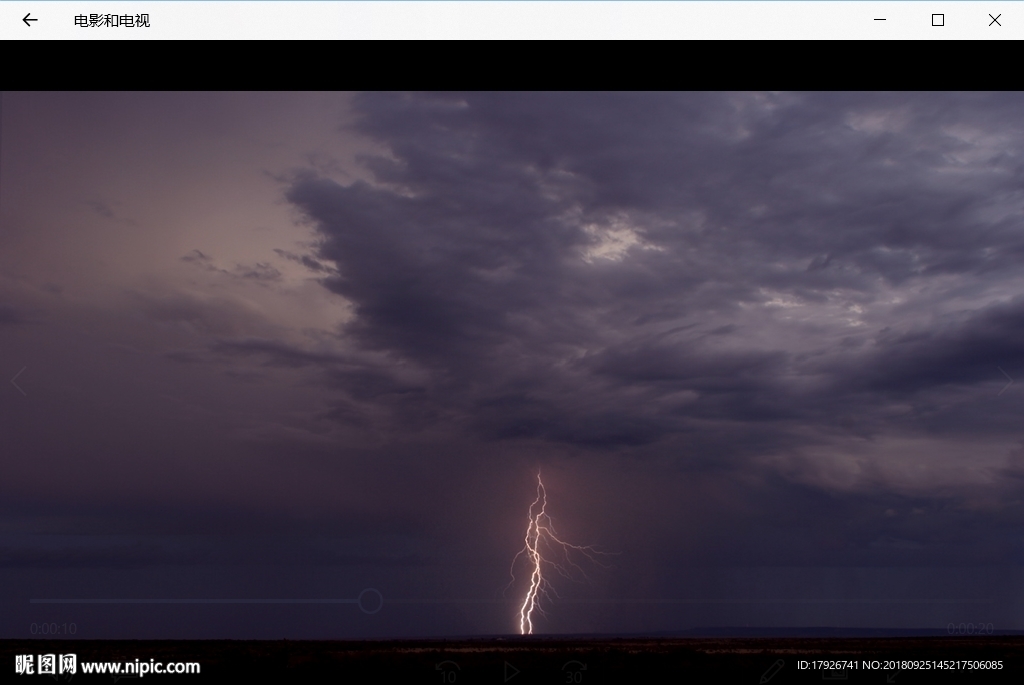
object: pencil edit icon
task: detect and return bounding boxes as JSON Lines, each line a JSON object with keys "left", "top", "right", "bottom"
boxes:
{"left": 760, "top": 659, "right": 784, "bottom": 683}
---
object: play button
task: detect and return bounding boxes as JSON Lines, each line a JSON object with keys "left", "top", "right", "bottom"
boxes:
{"left": 504, "top": 661, "right": 520, "bottom": 682}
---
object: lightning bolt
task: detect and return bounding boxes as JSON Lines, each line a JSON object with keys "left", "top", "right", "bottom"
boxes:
{"left": 508, "top": 472, "right": 608, "bottom": 635}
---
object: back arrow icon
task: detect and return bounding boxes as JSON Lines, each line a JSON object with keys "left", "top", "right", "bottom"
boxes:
{"left": 23, "top": 13, "right": 38, "bottom": 25}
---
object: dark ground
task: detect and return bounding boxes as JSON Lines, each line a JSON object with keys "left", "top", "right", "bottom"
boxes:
{"left": 3, "top": 637, "right": 1023, "bottom": 683}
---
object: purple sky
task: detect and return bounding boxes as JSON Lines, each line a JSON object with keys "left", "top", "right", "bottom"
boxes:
{"left": 1, "top": 92, "right": 1023, "bottom": 638}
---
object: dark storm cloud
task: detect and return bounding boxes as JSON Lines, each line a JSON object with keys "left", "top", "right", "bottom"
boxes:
{"left": 849, "top": 297, "right": 1024, "bottom": 397}
{"left": 282, "top": 92, "right": 1024, "bottom": 458}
